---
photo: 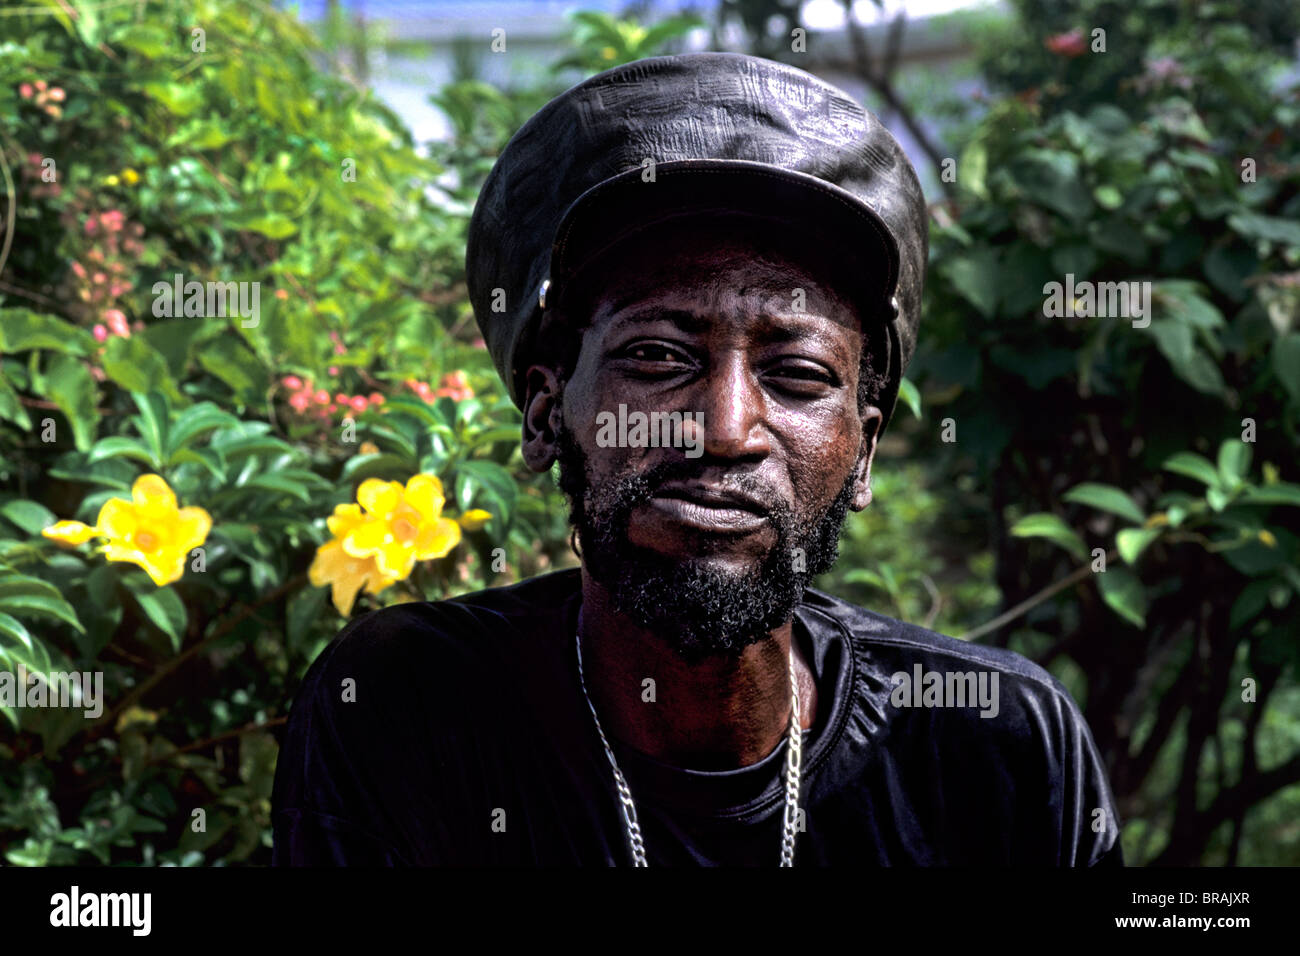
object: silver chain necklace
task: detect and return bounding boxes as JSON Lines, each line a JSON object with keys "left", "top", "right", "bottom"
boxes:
{"left": 575, "top": 631, "right": 804, "bottom": 866}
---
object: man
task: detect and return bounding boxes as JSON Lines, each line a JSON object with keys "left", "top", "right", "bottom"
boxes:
{"left": 271, "top": 52, "right": 1123, "bottom": 866}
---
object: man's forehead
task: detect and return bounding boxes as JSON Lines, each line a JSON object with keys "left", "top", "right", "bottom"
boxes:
{"left": 595, "top": 302, "right": 863, "bottom": 348}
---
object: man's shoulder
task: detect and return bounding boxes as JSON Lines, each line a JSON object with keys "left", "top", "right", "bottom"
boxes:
{"left": 304, "top": 568, "right": 581, "bottom": 688}
{"left": 800, "top": 585, "right": 1079, "bottom": 713}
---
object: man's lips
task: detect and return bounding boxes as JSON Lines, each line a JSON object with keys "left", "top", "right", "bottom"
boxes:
{"left": 643, "top": 481, "right": 770, "bottom": 533}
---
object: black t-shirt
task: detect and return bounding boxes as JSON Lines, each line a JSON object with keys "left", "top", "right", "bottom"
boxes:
{"left": 271, "top": 568, "right": 1124, "bottom": 866}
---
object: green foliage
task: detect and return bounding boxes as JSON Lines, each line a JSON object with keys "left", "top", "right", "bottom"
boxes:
{"left": 911, "top": 0, "right": 1300, "bottom": 863}
{"left": 551, "top": 10, "right": 704, "bottom": 73}
{"left": 0, "top": 0, "right": 589, "bottom": 865}
{"left": 823, "top": 462, "right": 1000, "bottom": 636}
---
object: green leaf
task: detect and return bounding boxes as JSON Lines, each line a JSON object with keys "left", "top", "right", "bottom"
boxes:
{"left": 131, "top": 391, "right": 170, "bottom": 465}
{"left": 1217, "top": 440, "right": 1251, "bottom": 490}
{"left": 1221, "top": 535, "right": 1287, "bottom": 576}
{"left": 101, "top": 336, "right": 179, "bottom": 401}
{"left": 1015, "top": 149, "right": 1092, "bottom": 221}
{"left": 1010, "top": 513, "right": 1087, "bottom": 560}
{"left": 240, "top": 473, "right": 317, "bottom": 503}
{"left": 957, "top": 138, "right": 988, "bottom": 198}
{"left": 0, "top": 371, "right": 30, "bottom": 430}
{"left": 341, "top": 453, "right": 412, "bottom": 483}
{"left": 0, "top": 499, "right": 57, "bottom": 536}
{"left": 112, "top": 23, "right": 170, "bottom": 57}
{"left": 142, "top": 319, "right": 207, "bottom": 380}
{"left": 843, "top": 568, "right": 889, "bottom": 590}
{"left": 166, "top": 119, "right": 232, "bottom": 150}
{"left": 1093, "top": 184, "right": 1123, "bottom": 209}
{"left": 897, "top": 377, "right": 922, "bottom": 419}
{"left": 238, "top": 216, "right": 298, "bottom": 240}
{"left": 168, "top": 448, "right": 226, "bottom": 482}
{"left": 167, "top": 403, "right": 239, "bottom": 457}
{"left": 1227, "top": 210, "right": 1300, "bottom": 248}
{"left": 0, "top": 603, "right": 34, "bottom": 653}
{"left": 1116, "top": 527, "right": 1160, "bottom": 565}
{"left": 454, "top": 460, "right": 518, "bottom": 528}
{"left": 197, "top": 337, "right": 267, "bottom": 409}
{"left": 1154, "top": 280, "right": 1226, "bottom": 330}
{"left": 940, "top": 248, "right": 1000, "bottom": 319}
{"left": 86, "top": 564, "right": 118, "bottom": 610}
{"left": 128, "top": 583, "right": 187, "bottom": 653}
{"left": 1230, "top": 579, "right": 1272, "bottom": 630}
{"left": 1144, "top": 321, "right": 1224, "bottom": 396}
{"left": 1241, "top": 483, "right": 1300, "bottom": 507}
{"left": 0, "top": 581, "right": 86, "bottom": 634}
{"left": 1062, "top": 483, "right": 1145, "bottom": 524}
{"left": 89, "top": 436, "right": 160, "bottom": 469}
{"left": 143, "top": 81, "right": 204, "bottom": 116}
{"left": 40, "top": 354, "right": 99, "bottom": 452}
{"left": 1049, "top": 243, "right": 1099, "bottom": 278}
{"left": 468, "top": 426, "right": 525, "bottom": 449}
{"left": 0, "top": 310, "right": 93, "bottom": 355}
{"left": 1097, "top": 567, "right": 1148, "bottom": 628}
{"left": 1162, "top": 452, "right": 1220, "bottom": 488}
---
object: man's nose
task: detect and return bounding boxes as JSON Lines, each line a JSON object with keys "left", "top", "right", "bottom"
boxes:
{"left": 695, "top": 353, "right": 770, "bottom": 461}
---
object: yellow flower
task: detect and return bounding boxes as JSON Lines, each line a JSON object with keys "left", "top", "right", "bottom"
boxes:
{"left": 121, "top": 168, "right": 140, "bottom": 185}
{"left": 358, "top": 440, "right": 380, "bottom": 455}
{"left": 458, "top": 508, "right": 493, "bottom": 531}
{"left": 601, "top": 45, "right": 616, "bottom": 60}
{"left": 309, "top": 544, "right": 396, "bottom": 617}
{"left": 103, "top": 174, "right": 120, "bottom": 187}
{"left": 340, "top": 474, "right": 461, "bottom": 579}
{"left": 309, "top": 501, "right": 400, "bottom": 616}
{"left": 1259, "top": 530, "right": 1277, "bottom": 548}
{"left": 42, "top": 520, "right": 100, "bottom": 547}
{"left": 95, "top": 474, "right": 212, "bottom": 586}
{"left": 308, "top": 475, "right": 466, "bottom": 616}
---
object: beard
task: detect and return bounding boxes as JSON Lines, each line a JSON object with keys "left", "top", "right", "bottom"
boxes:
{"left": 554, "top": 418, "right": 858, "bottom": 664}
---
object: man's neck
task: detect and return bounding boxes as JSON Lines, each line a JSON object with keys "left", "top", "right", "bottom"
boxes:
{"left": 576, "top": 568, "right": 817, "bottom": 771}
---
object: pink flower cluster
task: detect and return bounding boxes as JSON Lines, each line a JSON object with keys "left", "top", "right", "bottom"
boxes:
{"left": 1044, "top": 29, "right": 1087, "bottom": 58}
{"left": 69, "top": 210, "right": 144, "bottom": 337}
{"left": 407, "top": 371, "right": 474, "bottom": 403}
{"left": 19, "top": 79, "right": 65, "bottom": 118}
{"left": 281, "top": 375, "right": 385, "bottom": 422}
{"left": 93, "top": 309, "right": 130, "bottom": 341}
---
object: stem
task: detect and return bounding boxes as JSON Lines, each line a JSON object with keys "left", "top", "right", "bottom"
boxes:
{"left": 93, "top": 572, "right": 307, "bottom": 735}
{"left": 959, "top": 550, "right": 1115, "bottom": 642}
{"left": 149, "top": 716, "right": 288, "bottom": 766}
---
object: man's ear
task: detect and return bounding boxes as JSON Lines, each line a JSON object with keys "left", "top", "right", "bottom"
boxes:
{"left": 522, "top": 364, "right": 564, "bottom": 473}
{"left": 850, "top": 405, "right": 883, "bottom": 511}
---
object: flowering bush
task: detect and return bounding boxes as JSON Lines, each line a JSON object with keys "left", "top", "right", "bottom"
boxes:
{"left": 0, "top": 1, "right": 575, "bottom": 865}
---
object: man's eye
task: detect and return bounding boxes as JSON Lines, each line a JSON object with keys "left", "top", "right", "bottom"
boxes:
{"left": 623, "top": 344, "right": 687, "bottom": 364}
{"left": 768, "top": 365, "right": 835, "bottom": 388}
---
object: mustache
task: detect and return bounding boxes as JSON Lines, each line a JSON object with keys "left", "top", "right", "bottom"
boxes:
{"left": 600, "top": 457, "right": 786, "bottom": 518}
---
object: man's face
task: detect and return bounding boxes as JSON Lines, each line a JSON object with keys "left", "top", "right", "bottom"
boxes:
{"left": 529, "top": 214, "right": 882, "bottom": 662}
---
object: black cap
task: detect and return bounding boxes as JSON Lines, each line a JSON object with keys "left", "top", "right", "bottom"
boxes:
{"left": 465, "top": 51, "right": 928, "bottom": 430}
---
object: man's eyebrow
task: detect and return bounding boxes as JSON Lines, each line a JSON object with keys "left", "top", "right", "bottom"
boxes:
{"left": 607, "top": 307, "right": 711, "bottom": 334}
{"left": 603, "top": 306, "right": 847, "bottom": 340}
